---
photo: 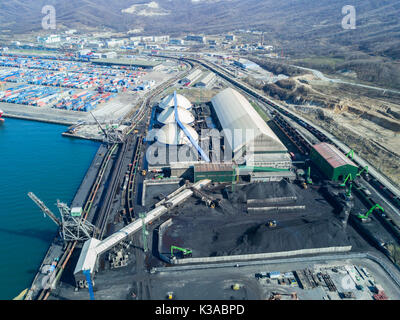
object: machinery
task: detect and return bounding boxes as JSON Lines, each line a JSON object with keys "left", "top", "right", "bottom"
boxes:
{"left": 141, "top": 170, "right": 147, "bottom": 176}
{"left": 356, "top": 166, "right": 369, "bottom": 178}
{"left": 267, "top": 220, "right": 277, "bottom": 228}
{"left": 346, "top": 149, "right": 354, "bottom": 160}
{"left": 306, "top": 166, "right": 312, "bottom": 185}
{"left": 28, "top": 192, "right": 97, "bottom": 242}
{"left": 358, "top": 204, "right": 384, "bottom": 221}
{"left": 170, "top": 246, "right": 192, "bottom": 259}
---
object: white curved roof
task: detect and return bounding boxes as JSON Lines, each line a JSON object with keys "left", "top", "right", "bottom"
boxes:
{"left": 211, "top": 88, "right": 287, "bottom": 154}
{"left": 157, "top": 106, "right": 195, "bottom": 125}
{"left": 159, "top": 93, "right": 192, "bottom": 110}
{"left": 147, "top": 123, "right": 198, "bottom": 145}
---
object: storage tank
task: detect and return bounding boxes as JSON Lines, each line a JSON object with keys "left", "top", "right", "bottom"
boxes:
{"left": 147, "top": 123, "right": 198, "bottom": 145}
{"left": 157, "top": 106, "right": 195, "bottom": 125}
{"left": 159, "top": 93, "right": 192, "bottom": 110}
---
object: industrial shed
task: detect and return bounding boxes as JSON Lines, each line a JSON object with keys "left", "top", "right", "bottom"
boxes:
{"left": 310, "top": 143, "right": 358, "bottom": 181}
{"left": 194, "top": 163, "right": 235, "bottom": 183}
{"left": 159, "top": 93, "right": 192, "bottom": 110}
{"left": 211, "top": 88, "right": 290, "bottom": 169}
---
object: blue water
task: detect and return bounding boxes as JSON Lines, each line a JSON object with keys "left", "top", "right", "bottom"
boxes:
{"left": 0, "top": 118, "right": 99, "bottom": 299}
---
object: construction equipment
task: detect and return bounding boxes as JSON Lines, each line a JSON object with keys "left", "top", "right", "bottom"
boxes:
{"left": 28, "top": 192, "right": 97, "bottom": 242}
{"left": 356, "top": 166, "right": 368, "bottom": 177}
{"left": 340, "top": 173, "right": 353, "bottom": 187}
{"left": 90, "top": 112, "right": 123, "bottom": 144}
{"left": 346, "top": 149, "right": 354, "bottom": 160}
{"left": 267, "top": 220, "right": 277, "bottom": 228}
{"left": 358, "top": 204, "right": 384, "bottom": 220}
{"left": 306, "top": 167, "right": 312, "bottom": 184}
{"left": 232, "top": 284, "right": 241, "bottom": 291}
{"left": 170, "top": 246, "right": 192, "bottom": 259}
{"left": 191, "top": 187, "right": 221, "bottom": 209}
{"left": 141, "top": 170, "right": 147, "bottom": 176}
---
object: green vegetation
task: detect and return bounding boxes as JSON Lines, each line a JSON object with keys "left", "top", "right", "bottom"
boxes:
{"left": 250, "top": 101, "right": 270, "bottom": 122}
{"left": 9, "top": 49, "right": 60, "bottom": 57}
{"left": 294, "top": 57, "right": 346, "bottom": 68}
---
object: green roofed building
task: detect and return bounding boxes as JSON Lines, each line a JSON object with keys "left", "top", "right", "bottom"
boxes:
{"left": 310, "top": 143, "right": 358, "bottom": 181}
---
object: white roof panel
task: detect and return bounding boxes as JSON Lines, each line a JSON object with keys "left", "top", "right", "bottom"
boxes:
{"left": 211, "top": 88, "right": 287, "bottom": 154}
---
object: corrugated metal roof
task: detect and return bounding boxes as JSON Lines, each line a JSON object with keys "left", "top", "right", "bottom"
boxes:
{"left": 312, "top": 143, "right": 358, "bottom": 168}
{"left": 211, "top": 88, "right": 287, "bottom": 154}
{"left": 194, "top": 163, "right": 234, "bottom": 172}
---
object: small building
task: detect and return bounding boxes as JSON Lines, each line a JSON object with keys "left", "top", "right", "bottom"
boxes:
{"left": 194, "top": 72, "right": 217, "bottom": 89}
{"left": 179, "top": 69, "right": 203, "bottom": 85}
{"left": 185, "top": 35, "right": 206, "bottom": 43}
{"left": 73, "top": 238, "right": 101, "bottom": 287}
{"left": 310, "top": 143, "right": 358, "bottom": 181}
{"left": 194, "top": 163, "right": 235, "bottom": 183}
{"left": 269, "top": 271, "right": 281, "bottom": 279}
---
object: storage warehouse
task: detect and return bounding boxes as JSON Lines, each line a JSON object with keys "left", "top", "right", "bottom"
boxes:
{"left": 211, "top": 88, "right": 291, "bottom": 170}
{"left": 310, "top": 143, "right": 358, "bottom": 181}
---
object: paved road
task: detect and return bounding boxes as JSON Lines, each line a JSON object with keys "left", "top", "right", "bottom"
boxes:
{"left": 290, "top": 64, "right": 400, "bottom": 95}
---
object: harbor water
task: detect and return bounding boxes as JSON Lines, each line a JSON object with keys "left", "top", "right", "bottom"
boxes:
{"left": 0, "top": 118, "right": 99, "bottom": 299}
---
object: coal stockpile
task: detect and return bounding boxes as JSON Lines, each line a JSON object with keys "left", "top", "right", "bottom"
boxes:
{"left": 243, "top": 180, "right": 296, "bottom": 200}
{"left": 161, "top": 215, "right": 351, "bottom": 258}
{"left": 158, "top": 180, "right": 367, "bottom": 259}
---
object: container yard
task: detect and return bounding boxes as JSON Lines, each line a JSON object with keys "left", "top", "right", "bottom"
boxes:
{"left": 0, "top": 53, "right": 180, "bottom": 124}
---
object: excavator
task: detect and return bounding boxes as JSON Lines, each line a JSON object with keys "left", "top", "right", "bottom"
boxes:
{"left": 170, "top": 246, "right": 192, "bottom": 259}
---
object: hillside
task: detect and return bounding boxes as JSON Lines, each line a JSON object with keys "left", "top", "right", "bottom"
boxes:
{"left": 0, "top": 0, "right": 399, "bottom": 60}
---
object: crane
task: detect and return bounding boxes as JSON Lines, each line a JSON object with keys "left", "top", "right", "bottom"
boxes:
{"left": 28, "top": 192, "right": 96, "bottom": 242}
{"left": 358, "top": 204, "right": 384, "bottom": 220}
{"left": 346, "top": 149, "right": 354, "bottom": 160}
{"left": 27, "top": 192, "right": 62, "bottom": 227}
{"left": 356, "top": 166, "right": 368, "bottom": 178}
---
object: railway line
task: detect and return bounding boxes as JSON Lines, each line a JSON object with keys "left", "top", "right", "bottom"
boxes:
{"left": 161, "top": 55, "right": 400, "bottom": 213}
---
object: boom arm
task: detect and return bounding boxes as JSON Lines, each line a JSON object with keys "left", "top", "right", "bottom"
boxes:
{"left": 171, "top": 246, "right": 192, "bottom": 257}
{"left": 28, "top": 192, "right": 62, "bottom": 227}
{"left": 358, "top": 204, "right": 384, "bottom": 219}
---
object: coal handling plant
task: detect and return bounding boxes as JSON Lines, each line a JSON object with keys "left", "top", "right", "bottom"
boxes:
{"left": 40, "top": 85, "right": 400, "bottom": 301}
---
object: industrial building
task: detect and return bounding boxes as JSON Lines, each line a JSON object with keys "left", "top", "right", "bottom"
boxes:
{"left": 148, "top": 122, "right": 199, "bottom": 145}
{"left": 179, "top": 69, "right": 203, "bottom": 86}
{"left": 157, "top": 106, "right": 195, "bottom": 125}
{"left": 194, "top": 72, "right": 217, "bottom": 89}
{"left": 158, "top": 93, "right": 192, "bottom": 110}
{"left": 145, "top": 88, "right": 292, "bottom": 182}
{"left": 211, "top": 88, "right": 291, "bottom": 170}
{"left": 92, "top": 59, "right": 162, "bottom": 70}
{"left": 310, "top": 143, "right": 359, "bottom": 181}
